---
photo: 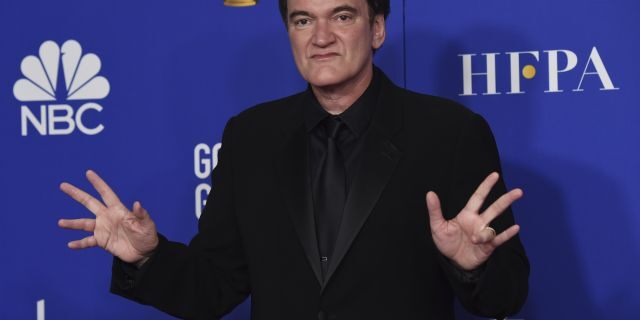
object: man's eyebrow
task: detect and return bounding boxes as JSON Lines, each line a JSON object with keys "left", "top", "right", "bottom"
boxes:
{"left": 288, "top": 5, "right": 359, "bottom": 21}
{"left": 288, "top": 10, "right": 312, "bottom": 21}
{"left": 331, "top": 5, "right": 358, "bottom": 15}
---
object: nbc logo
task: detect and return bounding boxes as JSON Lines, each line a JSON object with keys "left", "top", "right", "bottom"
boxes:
{"left": 14, "top": 40, "right": 110, "bottom": 136}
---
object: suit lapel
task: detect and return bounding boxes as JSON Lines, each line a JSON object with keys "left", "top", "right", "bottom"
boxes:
{"left": 274, "top": 71, "right": 405, "bottom": 290}
{"left": 322, "top": 73, "right": 404, "bottom": 291}
{"left": 275, "top": 93, "right": 323, "bottom": 287}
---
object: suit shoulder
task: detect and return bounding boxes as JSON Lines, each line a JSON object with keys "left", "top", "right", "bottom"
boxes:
{"left": 233, "top": 91, "right": 305, "bottom": 123}
{"left": 399, "top": 88, "right": 476, "bottom": 122}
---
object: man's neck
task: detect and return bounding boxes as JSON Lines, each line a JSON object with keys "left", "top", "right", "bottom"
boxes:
{"left": 311, "top": 65, "right": 374, "bottom": 115}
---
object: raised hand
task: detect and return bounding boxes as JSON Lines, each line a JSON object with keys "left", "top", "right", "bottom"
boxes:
{"left": 58, "top": 170, "right": 159, "bottom": 266}
{"left": 426, "top": 172, "right": 522, "bottom": 271}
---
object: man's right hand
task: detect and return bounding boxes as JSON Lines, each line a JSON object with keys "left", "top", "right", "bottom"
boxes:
{"left": 58, "top": 170, "right": 159, "bottom": 267}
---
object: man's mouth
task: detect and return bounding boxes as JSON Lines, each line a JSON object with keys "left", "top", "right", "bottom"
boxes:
{"left": 311, "top": 53, "right": 339, "bottom": 60}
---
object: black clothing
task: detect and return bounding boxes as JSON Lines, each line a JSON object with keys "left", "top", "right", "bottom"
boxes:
{"left": 111, "top": 67, "right": 529, "bottom": 320}
{"left": 304, "top": 69, "right": 381, "bottom": 277}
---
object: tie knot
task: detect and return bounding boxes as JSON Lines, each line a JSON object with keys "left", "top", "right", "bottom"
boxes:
{"left": 325, "top": 116, "right": 344, "bottom": 139}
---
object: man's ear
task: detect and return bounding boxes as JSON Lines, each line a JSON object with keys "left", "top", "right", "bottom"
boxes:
{"left": 372, "top": 14, "right": 386, "bottom": 50}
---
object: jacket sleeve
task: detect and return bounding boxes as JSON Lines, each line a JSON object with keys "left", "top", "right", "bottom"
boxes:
{"left": 110, "top": 116, "right": 251, "bottom": 320}
{"left": 438, "top": 113, "right": 530, "bottom": 318}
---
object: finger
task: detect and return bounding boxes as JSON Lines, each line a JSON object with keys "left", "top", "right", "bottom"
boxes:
{"left": 472, "top": 226, "right": 497, "bottom": 244}
{"left": 464, "top": 172, "right": 500, "bottom": 212}
{"left": 60, "top": 182, "right": 105, "bottom": 216}
{"left": 481, "top": 188, "right": 523, "bottom": 225}
{"left": 86, "top": 170, "right": 122, "bottom": 207}
{"left": 131, "top": 201, "right": 148, "bottom": 220}
{"left": 58, "top": 218, "right": 96, "bottom": 232}
{"left": 67, "top": 235, "right": 98, "bottom": 249}
{"left": 426, "top": 191, "right": 446, "bottom": 229}
{"left": 491, "top": 224, "right": 520, "bottom": 247}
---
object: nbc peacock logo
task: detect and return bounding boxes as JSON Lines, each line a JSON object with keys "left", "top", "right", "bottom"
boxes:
{"left": 14, "top": 40, "right": 110, "bottom": 136}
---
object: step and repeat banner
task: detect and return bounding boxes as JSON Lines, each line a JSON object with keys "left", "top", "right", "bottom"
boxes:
{"left": 0, "top": 0, "right": 638, "bottom": 319}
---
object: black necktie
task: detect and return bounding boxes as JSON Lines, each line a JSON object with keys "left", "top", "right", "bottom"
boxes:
{"left": 315, "top": 116, "right": 347, "bottom": 277}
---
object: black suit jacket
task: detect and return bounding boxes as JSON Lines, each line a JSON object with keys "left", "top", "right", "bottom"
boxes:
{"left": 111, "top": 70, "right": 529, "bottom": 320}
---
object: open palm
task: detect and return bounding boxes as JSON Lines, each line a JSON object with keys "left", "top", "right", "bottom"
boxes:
{"left": 426, "top": 172, "right": 522, "bottom": 270}
{"left": 58, "top": 170, "right": 158, "bottom": 265}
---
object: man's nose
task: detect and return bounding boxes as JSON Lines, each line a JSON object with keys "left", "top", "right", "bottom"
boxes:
{"left": 311, "top": 20, "right": 336, "bottom": 47}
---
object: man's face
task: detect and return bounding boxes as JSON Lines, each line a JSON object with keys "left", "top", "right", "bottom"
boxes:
{"left": 286, "top": 0, "right": 385, "bottom": 89}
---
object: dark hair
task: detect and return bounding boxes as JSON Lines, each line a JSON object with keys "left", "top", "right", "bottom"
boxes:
{"left": 278, "top": 0, "right": 390, "bottom": 26}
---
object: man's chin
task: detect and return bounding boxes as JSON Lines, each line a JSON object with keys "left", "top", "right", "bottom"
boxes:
{"left": 306, "top": 71, "right": 348, "bottom": 89}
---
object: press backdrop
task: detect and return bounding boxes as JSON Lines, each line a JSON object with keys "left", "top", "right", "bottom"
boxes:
{"left": 1, "top": 0, "right": 638, "bottom": 319}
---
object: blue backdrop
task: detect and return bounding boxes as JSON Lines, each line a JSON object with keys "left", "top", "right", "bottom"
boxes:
{"left": 1, "top": 0, "right": 638, "bottom": 319}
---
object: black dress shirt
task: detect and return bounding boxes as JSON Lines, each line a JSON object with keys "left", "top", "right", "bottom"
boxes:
{"left": 303, "top": 69, "right": 381, "bottom": 198}
{"left": 303, "top": 67, "right": 381, "bottom": 271}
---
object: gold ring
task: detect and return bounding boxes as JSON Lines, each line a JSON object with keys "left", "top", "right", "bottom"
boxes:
{"left": 484, "top": 226, "right": 497, "bottom": 238}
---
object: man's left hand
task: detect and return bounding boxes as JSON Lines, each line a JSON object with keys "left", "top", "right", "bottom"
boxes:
{"left": 426, "top": 172, "right": 523, "bottom": 271}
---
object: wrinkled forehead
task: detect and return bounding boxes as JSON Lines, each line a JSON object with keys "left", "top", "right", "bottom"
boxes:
{"left": 286, "top": 0, "right": 369, "bottom": 16}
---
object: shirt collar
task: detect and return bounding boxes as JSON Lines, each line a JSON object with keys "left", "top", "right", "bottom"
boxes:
{"left": 303, "top": 66, "right": 381, "bottom": 138}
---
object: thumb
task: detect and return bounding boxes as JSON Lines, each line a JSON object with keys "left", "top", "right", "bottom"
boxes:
{"left": 426, "top": 191, "right": 446, "bottom": 228}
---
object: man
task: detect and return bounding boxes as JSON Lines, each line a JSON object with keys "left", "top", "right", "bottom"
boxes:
{"left": 59, "top": 0, "right": 529, "bottom": 319}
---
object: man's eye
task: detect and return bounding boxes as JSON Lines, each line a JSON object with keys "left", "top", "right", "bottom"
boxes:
{"left": 294, "top": 18, "right": 310, "bottom": 27}
{"left": 336, "top": 14, "right": 353, "bottom": 22}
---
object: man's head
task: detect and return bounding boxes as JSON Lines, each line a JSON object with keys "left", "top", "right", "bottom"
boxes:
{"left": 282, "top": 0, "right": 390, "bottom": 90}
